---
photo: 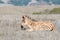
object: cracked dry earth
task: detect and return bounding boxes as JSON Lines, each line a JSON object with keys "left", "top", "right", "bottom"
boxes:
{"left": 0, "top": 14, "right": 60, "bottom": 40}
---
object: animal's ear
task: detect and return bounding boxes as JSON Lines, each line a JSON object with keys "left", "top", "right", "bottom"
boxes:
{"left": 22, "top": 16, "right": 24, "bottom": 19}
{"left": 24, "top": 15, "right": 31, "bottom": 19}
{"left": 22, "top": 14, "right": 28, "bottom": 17}
{"left": 24, "top": 15, "right": 28, "bottom": 17}
{"left": 22, "top": 14, "right": 31, "bottom": 19}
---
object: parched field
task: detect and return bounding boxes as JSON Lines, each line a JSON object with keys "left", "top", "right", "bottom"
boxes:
{"left": 0, "top": 5, "right": 60, "bottom": 40}
{"left": 0, "top": 14, "right": 60, "bottom": 40}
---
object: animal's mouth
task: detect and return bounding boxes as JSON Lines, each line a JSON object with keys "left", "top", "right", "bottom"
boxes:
{"left": 21, "top": 25, "right": 23, "bottom": 28}
{"left": 21, "top": 25, "right": 26, "bottom": 30}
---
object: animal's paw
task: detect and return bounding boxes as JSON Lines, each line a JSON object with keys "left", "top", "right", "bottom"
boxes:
{"left": 26, "top": 29, "right": 33, "bottom": 32}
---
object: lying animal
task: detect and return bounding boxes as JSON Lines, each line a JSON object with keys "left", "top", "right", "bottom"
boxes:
{"left": 21, "top": 15, "right": 54, "bottom": 32}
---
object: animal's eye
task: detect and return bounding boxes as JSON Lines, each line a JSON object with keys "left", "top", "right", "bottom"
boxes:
{"left": 22, "top": 20, "right": 25, "bottom": 23}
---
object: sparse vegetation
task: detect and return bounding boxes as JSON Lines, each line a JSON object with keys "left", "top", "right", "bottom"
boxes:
{"left": 32, "top": 12, "right": 42, "bottom": 14}
{"left": 50, "top": 8, "right": 60, "bottom": 14}
{"left": 32, "top": 8, "right": 60, "bottom": 14}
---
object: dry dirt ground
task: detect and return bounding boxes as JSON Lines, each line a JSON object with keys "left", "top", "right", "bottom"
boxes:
{"left": 0, "top": 14, "right": 60, "bottom": 40}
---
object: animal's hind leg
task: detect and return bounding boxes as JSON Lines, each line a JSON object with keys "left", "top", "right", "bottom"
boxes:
{"left": 48, "top": 24, "right": 54, "bottom": 31}
{"left": 50, "top": 28, "right": 53, "bottom": 31}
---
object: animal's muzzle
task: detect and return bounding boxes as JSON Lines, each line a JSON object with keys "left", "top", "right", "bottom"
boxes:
{"left": 21, "top": 25, "right": 26, "bottom": 30}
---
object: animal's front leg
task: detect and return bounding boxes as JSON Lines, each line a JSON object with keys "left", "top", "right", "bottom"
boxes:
{"left": 26, "top": 29, "right": 33, "bottom": 32}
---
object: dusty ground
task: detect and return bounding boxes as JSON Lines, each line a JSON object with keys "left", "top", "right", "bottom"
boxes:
{"left": 0, "top": 5, "right": 60, "bottom": 40}
{"left": 0, "top": 14, "right": 60, "bottom": 40}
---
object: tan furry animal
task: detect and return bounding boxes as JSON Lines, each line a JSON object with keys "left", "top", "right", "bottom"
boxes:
{"left": 21, "top": 15, "right": 54, "bottom": 32}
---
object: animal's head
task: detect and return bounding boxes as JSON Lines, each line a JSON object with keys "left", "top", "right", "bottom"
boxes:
{"left": 21, "top": 15, "right": 31, "bottom": 25}
{"left": 21, "top": 15, "right": 31, "bottom": 30}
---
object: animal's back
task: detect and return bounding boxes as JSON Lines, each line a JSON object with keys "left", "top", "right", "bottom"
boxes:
{"left": 31, "top": 21, "right": 54, "bottom": 31}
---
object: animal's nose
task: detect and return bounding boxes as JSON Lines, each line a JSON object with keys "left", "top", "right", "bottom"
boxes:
{"left": 21, "top": 25, "right": 26, "bottom": 30}
{"left": 21, "top": 25, "right": 23, "bottom": 29}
